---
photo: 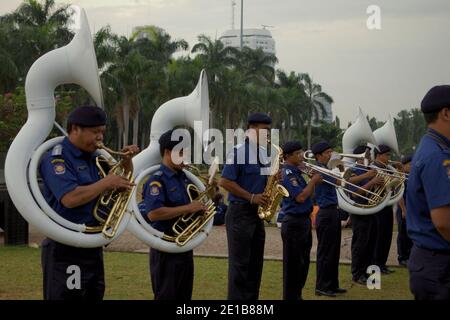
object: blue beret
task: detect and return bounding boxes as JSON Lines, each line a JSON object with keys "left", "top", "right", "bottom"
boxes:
{"left": 68, "top": 106, "right": 106, "bottom": 127}
{"left": 282, "top": 141, "right": 303, "bottom": 155}
{"left": 247, "top": 112, "right": 272, "bottom": 125}
{"left": 401, "top": 154, "right": 413, "bottom": 164}
{"left": 158, "top": 129, "right": 184, "bottom": 151}
{"left": 312, "top": 141, "right": 332, "bottom": 155}
{"left": 375, "top": 144, "right": 391, "bottom": 155}
{"left": 353, "top": 145, "right": 371, "bottom": 155}
{"left": 421, "top": 85, "right": 450, "bottom": 113}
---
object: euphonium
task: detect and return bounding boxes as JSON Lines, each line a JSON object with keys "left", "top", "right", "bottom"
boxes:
{"left": 163, "top": 162, "right": 218, "bottom": 246}
{"left": 257, "top": 144, "right": 289, "bottom": 222}
{"left": 93, "top": 142, "right": 135, "bottom": 239}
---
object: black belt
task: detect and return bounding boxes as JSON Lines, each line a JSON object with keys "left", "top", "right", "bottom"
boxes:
{"left": 416, "top": 245, "right": 450, "bottom": 256}
{"left": 285, "top": 212, "right": 312, "bottom": 218}
{"left": 320, "top": 204, "right": 338, "bottom": 209}
{"left": 230, "top": 201, "right": 255, "bottom": 206}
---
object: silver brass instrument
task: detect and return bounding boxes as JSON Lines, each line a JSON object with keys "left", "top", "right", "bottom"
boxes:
{"left": 92, "top": 142, "right": 135, "bottom": 239}
{"left": 303, "top": 150, "right": 390, "bottom": 208}
{"left": 258, "top": 144, "right": 289, "bottom": 222}
{"left": 163, "top": 160, "right": 219, "bottom": 246}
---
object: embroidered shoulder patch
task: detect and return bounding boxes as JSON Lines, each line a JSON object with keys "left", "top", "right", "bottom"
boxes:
{"left": 149, "top": 181, "right": 162, "bottom": 196}
{"left": 149, "top": 181, "right": 162, "bottom": 188}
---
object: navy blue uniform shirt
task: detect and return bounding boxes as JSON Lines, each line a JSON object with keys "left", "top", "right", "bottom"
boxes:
{"left": 349, "top": 164, "right": 371, "bottom": 205}
{"left": 39, "top": 137, "right": 100, "bottom": 226}
{"left": 280, "top": 164, "right": 313, "bottom": 216}
{"left": 221, "top": 139, "right": 270, "bottom": 204}
{"left": 407, "top": 128, "right": 450, "bottom": 251}
{"left": 141, "top": 164, "right": 191, "bottom": 232}
{"left": 314, "top": 162, "right": 338, "bottom": 208}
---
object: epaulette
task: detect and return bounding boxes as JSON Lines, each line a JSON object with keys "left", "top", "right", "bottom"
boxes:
{"left": 153, "top": 170, "right": 163, "bottom": 177}
{"left": 51, "top": 144, "right": 63, "bottom": 156}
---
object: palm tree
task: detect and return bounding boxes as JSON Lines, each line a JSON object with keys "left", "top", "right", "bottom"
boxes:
{"left": 238, "top": 47, "right": 278, "bottom": 85}
{"left": 191, "top": 35, "right": 239, "bottom": 81}
{"left": 300, "top": 73, "right": 333, "bottom": 149}
{"left": 1, "top": 0, "right": 73, "bottom": 82}
{"left": 131, "top": 25, "right": 188, "bottom": 66}
{"left": 276, "top": 70, "right": 308, "bottom": 141}
{"left": 0, "top": 25, "right": 19, "bottom": 93}
{"left": 191, "top": 35, "right": 240, "bottom": 130}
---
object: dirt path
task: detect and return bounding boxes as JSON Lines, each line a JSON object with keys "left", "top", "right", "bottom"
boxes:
{"left": 16, "top": 224, "right": 403, "bottom": 266}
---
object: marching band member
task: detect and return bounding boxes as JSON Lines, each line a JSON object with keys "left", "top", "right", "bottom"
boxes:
{"left": 346, "top": 145, "right": 384, "bottom": 285}
{"left": 39, "top": 106, "right": 138, "bottom": 300}
{"left": 371, "top": 144, "right": 395, "bottom": 274}
{"left": 312, "top": 141, "right": 347, "bottom": 297}
{"left": 396, "top": 154, "right": 413, "bottom": 267}
{"left": 219, "top": 112, "right": 271, "bottom": 300}
{"left": 280, "top": 141, "right": 321, "bottom": 300}
{"left": 407, "top": 85, "right": 450, "bottom": 300}
{"left": 141, "top": 129, "right": 207, "bottom": 300}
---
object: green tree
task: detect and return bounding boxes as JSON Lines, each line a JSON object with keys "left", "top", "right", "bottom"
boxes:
{"left": 300, "top": 73, "right": 333, "bottom": 149}
{"left": 238, "top": 47, "right": 278, "bottom": 85}
{"left": 0, "top": 0, "right": 73, "bottom": 91}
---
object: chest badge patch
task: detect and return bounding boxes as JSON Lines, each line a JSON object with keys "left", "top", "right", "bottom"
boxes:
{"left": 53, "top": 163, "right": 65, "bottom": 175}
{"left": 290, "top": 177, "right": 299, "bottom": 186}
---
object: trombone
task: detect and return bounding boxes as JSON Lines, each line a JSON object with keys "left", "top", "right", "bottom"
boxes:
{"left": 302, "top": 151, "right": 389, "bottom": 206}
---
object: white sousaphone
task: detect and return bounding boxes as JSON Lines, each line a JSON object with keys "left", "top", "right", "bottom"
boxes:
{"left": 126, "top": 70, "right": 213, "bottom": 253}
{"left": 4, "top": 8, "right": 129, "bottom": 247}
{"left": 336, "top": 108, "right": 391, "bottom": 215}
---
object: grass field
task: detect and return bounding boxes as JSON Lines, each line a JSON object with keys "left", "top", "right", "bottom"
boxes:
{"left": 0, "top": 246, "right": 413, "bottom": 300}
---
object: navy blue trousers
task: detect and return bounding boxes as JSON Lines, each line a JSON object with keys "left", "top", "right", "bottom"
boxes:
{"left": 315, "top": 206, "right": 341, "bottom": 292}
{"left": 396, "top": 207, "right": 413, "bottom": 262}
{"left": 281, "top": 214, "right": 312, "bottom": 300}
{"left": 149, "top": 248, "right": 193, "bottom": 300}
{"left": 41, "top": 238, "right": 104, "bottom": 300}
{"left": 408, "top": 245, "right": 450, "bottom": 300}
{"left": 226, "top": 203, "right": 265, "bottom": 300}
{"left": 351, "top": 214, "right": 377, "bottom": 280}
{"left": 372, "top": 206, "right": 393, "bottom": 268}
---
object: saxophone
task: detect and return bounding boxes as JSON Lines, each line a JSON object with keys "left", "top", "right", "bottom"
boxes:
{"left": 257, "top": 144, "right": 289, "bottom": 222}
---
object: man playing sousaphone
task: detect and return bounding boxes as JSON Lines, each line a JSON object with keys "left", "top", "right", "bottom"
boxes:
{"left": 140, "top": 129, "right": 209, "bottom": 300}
{"left": 39, "top": 106, "right": 139, "bottom": 300}
{"left": 346, "top": 145, "right": 385, "bottom": 285}
{"left": 371, "top": 144, "right": 396, "bottom": 274}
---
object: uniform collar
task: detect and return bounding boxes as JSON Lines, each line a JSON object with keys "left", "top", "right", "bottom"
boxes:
{"left": 160, "top": 163, "right": 183, "bottom": 178}
{"left": 373, "top": 160, "right": 387, "bottom": 169}
{"left": 427, "top": 128, "right": 450, "bottom": 147}
{"left": 62, "top": 137, "right": 93, "bottom": 159}
{"left": 316, "top": 160, "right": 327, "bottom": 168}
{"left": 355, "top": 163, "right": 368, "bottom": 169}
{"left": 284, "top": 163, "right": 300, "bottom": 172}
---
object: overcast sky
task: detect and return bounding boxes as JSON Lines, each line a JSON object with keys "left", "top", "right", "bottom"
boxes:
{"left": 1, "top": 0, "right": 450, "bottom": 127}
